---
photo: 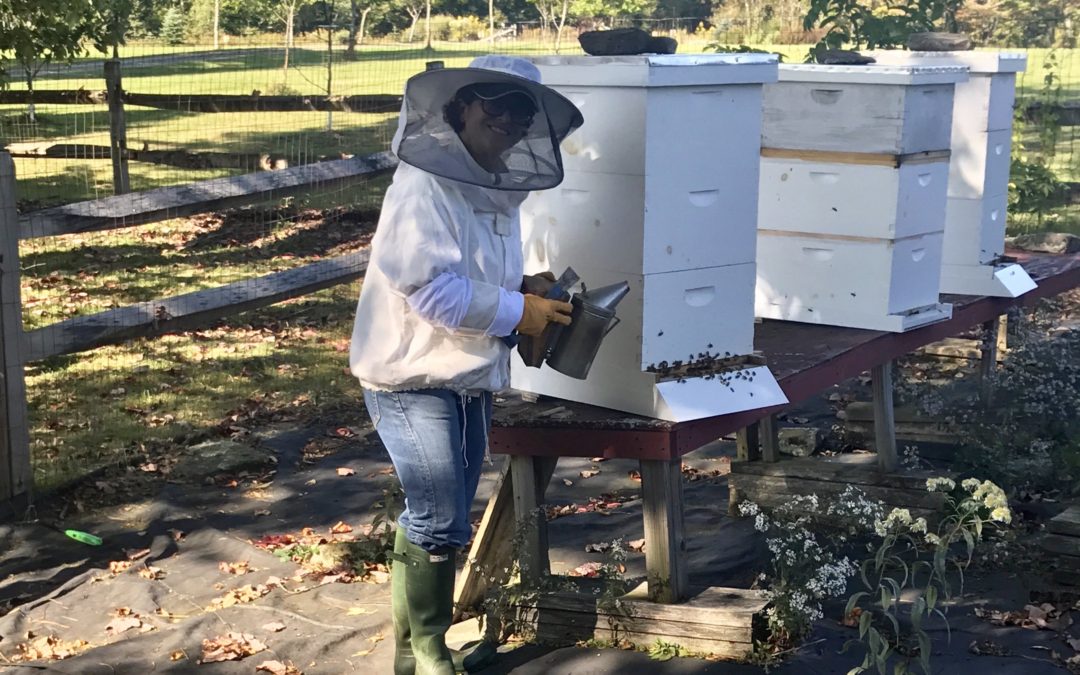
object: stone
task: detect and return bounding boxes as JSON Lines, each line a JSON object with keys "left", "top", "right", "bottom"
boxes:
{"left": 908, "top": 32, "right": 973, "bottom": 52}
{"left": 777, "top": 427, "right": 820, "bottom": 457}
{"left": 172, "top": 439, "right": 274, "bottom": 480}
{"left": 578, "top": 28, "right": 652, "bottom": 56}
{"left": 814, "top": 49, "right": 875, "bottom": 65}
{"left": 1008, "top": 232, "right": 1080, "bottom": 255}
{"left": 644, "top": 36, "right": 678, "bottom": 54}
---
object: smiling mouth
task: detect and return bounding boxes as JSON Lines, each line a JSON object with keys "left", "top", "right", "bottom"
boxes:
{"left": 486, "top": 123, "right": 512, "bottom": 136}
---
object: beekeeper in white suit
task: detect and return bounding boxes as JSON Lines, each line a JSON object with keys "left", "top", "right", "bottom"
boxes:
{"left": 349, "top": 55, "right": 583, "bottom": 674}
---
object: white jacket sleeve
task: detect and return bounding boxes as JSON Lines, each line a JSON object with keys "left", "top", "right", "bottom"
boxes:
{"left": 372, "top": 178, "right": 523, "bottom": 336}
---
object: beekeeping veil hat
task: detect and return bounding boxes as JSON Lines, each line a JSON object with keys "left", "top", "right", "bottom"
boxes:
{"left": 391, "top": 55, "right": 583, "bottom": 191}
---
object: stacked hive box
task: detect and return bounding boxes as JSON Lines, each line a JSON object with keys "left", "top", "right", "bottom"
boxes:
{"left": 869, "top": 51, "right": 1035, "bottom": 297}
{"left": 512, "top": 55, "right": 787, "bottom": 422}
{"left": 756, "top": 64, "right": 968, "bottom": 332}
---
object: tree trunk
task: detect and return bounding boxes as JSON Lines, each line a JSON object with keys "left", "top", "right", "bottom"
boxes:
{"left": 347, "top": 0, "right": 360, "bottom": 55}
{"left": 554, "top": 0, "right": 569, "bottom": 53}
{"left": 213, "top": 0, "right": 220, "bottom": 49}
{"left": 283, "top": 11, "right": 294, "bottom": 84}
{"left": 407, "top": 10, "right": 421, "bottom": 42}
{"left": 489, "top": 0, "right": 495, "bottom": 41}
{"left": 25, "top": 70, "right": 35, "bottom": 124}
{"left": 424, "top": 0, "right": 432, "bottom": 49}
{"left": 359, "top": 7, "right": 371, "bottom": 45}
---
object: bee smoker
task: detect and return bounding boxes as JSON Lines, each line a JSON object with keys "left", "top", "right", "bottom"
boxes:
{"left": 517, "top": 267, "right": 629, "bottom": 380}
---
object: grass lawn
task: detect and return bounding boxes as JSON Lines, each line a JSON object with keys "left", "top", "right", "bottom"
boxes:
{"left": 22, "top": 192, "right": 385, "bottom": 491}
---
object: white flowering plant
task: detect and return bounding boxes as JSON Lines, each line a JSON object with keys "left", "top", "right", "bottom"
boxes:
{"left": 843, "top": 477, "right": 1012, "bottom": 674}
{"left": 894, "top": 314, "right": 1080, "bottom": 494}
{"left": 741, "top": 486, "right": 883, "bottom": 653}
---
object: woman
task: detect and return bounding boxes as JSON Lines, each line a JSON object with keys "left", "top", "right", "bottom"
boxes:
{"left": 349, "top": 55, "right": 583, "bottom": 675}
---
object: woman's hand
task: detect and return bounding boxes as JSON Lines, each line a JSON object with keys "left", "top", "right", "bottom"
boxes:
{"left": 516, "top": 295, "right": 572, "bottom": 337}
{"left": 521, "top": 271, "right": 557, "bottom": 297}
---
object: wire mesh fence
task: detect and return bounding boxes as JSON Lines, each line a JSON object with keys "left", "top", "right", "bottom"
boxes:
{"left": 0, "top": 17, "right": 1078, "bottom": 495}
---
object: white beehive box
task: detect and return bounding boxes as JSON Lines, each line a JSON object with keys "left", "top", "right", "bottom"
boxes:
{"left": 758, "top": 153, "right": 949, "bottom": 239}
{"left": 762, "top": 64, "right": 967, "bottom": 154}
{"left": 756, "top": 64, "right": 967, "bottom": 332}
{"left": 756, "top": 231, "right": 950, "bottom": 331}
{"left": 868, "top": 51, "right": 1035, "bottom": 297}
{"left": 513, "top": 55, "right": 787, "bottom": 422}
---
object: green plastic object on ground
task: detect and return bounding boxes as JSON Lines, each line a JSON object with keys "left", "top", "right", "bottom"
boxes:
{"left": 39, "top": 522, "right": 103, "bottom": 546}
{"left": 62, "top": 529, "right": 103, "bottom": 546}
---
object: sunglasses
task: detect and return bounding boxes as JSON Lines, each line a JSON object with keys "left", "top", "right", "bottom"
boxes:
{"left": 477, "top": 94, "right": 536, "bottom": 128}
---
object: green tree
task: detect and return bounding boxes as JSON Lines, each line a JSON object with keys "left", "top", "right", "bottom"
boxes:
{"left": 160, "top": 5, "right": 189, "bottom": 43}
{"left": 569, "top": 0, "right": 657, "bottom": 25}
{"left": 0, "top": 0, "right": 112, "bottom": 121}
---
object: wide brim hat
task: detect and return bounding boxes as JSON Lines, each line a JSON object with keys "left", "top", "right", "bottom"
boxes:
{"left": 391, "top": 55, "right": 584, "bottom": 191}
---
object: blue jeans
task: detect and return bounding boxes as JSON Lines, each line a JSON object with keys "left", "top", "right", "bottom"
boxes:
{"left": 364, "top": 388, "right": 492, "bottom": 552}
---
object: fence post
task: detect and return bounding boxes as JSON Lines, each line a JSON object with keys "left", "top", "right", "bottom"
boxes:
{"left": 105, "top": 60, "right": 131, "bottom": 195}
{"left": 0, "top": 153, "right": 31, "bottom": 515}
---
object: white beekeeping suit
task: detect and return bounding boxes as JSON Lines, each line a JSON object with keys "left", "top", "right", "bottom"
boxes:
{"left": 350, "top": 55, "right": 583, "bottom": 394}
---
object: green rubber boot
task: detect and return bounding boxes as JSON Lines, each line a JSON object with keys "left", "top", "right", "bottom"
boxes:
{"left": 401, "top": 538, "right": 458, "bottom": 675}
{"left": 391, "top": 528, "right": 416, "bottom": 675}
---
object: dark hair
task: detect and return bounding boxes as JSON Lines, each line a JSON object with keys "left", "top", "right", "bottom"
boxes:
{"left": 443, "top": 86, "right": 479, "bottom": 132}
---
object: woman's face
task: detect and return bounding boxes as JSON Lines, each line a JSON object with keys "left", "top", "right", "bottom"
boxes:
{"left": 457, "top": 93, "right": 533, "bottom": 171}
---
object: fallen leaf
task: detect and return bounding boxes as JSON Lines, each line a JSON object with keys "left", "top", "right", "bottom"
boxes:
{"left": 589, "top": 457, "right": 607, "bottom": 463}
{"left": 568, "top": 561, "right": 605, "bottom": 578}
{"left": 628, "top": 538, "right": 646, "bottom": 552}
{"left": 628, "top": 470, "right": 641, "bottom": 482}
{"left": 8, "top": 635, "right": 91, "bottom": 662}
{"left": 139, "top": 462, "right": 157, "bottom": 473}
{"left": 219, "top": 561, "right": 252, "bottom": 575}
{"left": 1069, "top": 637, "right": 1080, "bottom": 652}
{"left": 969, "top": 639, "right": 1011, "bottom": 656}
{"left": 199, "top": 632, "right": 267, "bottom": 663}
{"left": 254, "top": 509, "right": 272, "bottom": 517}
{"left": 579, "top": 469, "right": 600, "bottom": 479}
{"left": 346, "top": 607, "right": 376, "bottom": 616}
{"left": 584, "top": 542, "right": 611, "bottom": 553}
{"left": 138, "top": 565, "right": 165, "bottom": 580}
{"left": 262, "top": 621, "right": 287, "bottom": 633}
{"left": 562, "top": 479, "right": 574, "bottom": 487}
{"left": 105, "top": 614, "right": 148, "bottom": 635}
{"left": 108, "top": 560, "right": 133, "bottom": 575}
{"left": 256, "top": 660, "right": 303, "bottom": 674}
{"left": 330, "top": 521, "right": 353, "bottom": 534}
{"left": 167, "top": 529, "right": 185, "bottom": 542}
{"left": 207, "top": 584, "right": 272, "bottom": 610}
{"left": 170, "top": 650, "right": 186, "bottom": 661}
{"left": 336, "top": 467, "right": 356, "bottom": 477}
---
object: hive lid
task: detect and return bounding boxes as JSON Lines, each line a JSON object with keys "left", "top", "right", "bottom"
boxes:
{"left": 654, "top": 365, "right": 788, "bottom": 422}
{"left": 778, "top": 63, "right": 969, "bottom": 85}
{"left": 529, "top": 54, "right": 779, "bottom": 88}
{"left": 866, "top": 50, "right": 1027, "bottom": 74}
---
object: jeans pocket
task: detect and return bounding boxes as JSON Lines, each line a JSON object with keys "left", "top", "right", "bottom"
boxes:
{"left": 364, "top": 390, "right": 382, "bottom": 428}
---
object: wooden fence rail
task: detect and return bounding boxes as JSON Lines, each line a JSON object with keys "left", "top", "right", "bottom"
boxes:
{"left": 0, "top": 149, "right": 398, "bottom": 514}
{"left": 0, "top": 90, "right": 404, "bottom": 114}
{"left": 19, "top": 152, "right": 397, "bottom": 239}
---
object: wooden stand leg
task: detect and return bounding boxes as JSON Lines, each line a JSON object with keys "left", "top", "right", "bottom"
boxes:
{"left": 872, "top": 362, "right": 897, "bottom": 472}
{"left": 510, "top": 455, "right": 553, "bottom": 587}
{"left": 980, "top": 318, "right": 1000, "bottom": 407}
{"left": 735, "top": 423, "right": 760, "bottom": 462}
{"left": 454, "top": 456, "right": 557, "bottom": 620}
{"left": 760, "top": 414, "right": 780, "bottom": 463}
{"left": 639, "top": 458, "right": 688, "bottom": 603}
